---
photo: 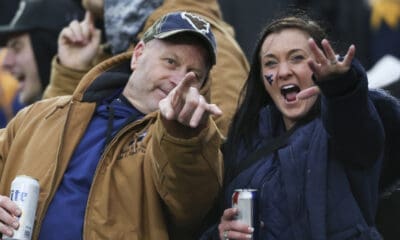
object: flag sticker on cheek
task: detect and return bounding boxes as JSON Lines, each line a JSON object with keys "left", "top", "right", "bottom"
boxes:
{"left": 265, "top": 74, "right": 274, "bottom": 85}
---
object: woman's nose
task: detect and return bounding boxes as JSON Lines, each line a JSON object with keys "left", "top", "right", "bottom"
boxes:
{"left": 276, "top": 61, "right": 292, "bottom": 80}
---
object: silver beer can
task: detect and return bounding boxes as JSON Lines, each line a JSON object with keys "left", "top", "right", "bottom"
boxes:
{"left": 232, "top": 189, "right": 258, "bottom": 239}
{"left": 4, "top": 175, "right": 40, "bottom": 240}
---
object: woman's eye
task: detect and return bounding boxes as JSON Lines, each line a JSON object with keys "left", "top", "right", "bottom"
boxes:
{"left": 291, "top": 55, "right": 305, "bottom": 62}
{"left": 264, "top": 60, "right": 276, "bottom": 67}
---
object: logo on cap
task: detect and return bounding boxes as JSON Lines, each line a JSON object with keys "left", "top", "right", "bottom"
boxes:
{"left": 142, "top": 11, "right": 217, "bottom": 65}
{"left": 181, "top": 12, "right": 210, "bottom": 35}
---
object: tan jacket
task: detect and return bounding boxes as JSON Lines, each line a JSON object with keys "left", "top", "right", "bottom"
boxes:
{"left": 0, "top": 52, "right": 223, "bottom": 239}
{"left": 43, "top": 0, "right": 249, "bottom": 135}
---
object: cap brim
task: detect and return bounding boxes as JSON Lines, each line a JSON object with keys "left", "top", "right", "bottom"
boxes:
{"left": 0, "top": 24, "right": 30, "bottom": 35}
{"left": 154, "top": 29, "right": 216, "bottom": 65}
{"left": 0, "top": 25, "right": 30, "bottom": 45}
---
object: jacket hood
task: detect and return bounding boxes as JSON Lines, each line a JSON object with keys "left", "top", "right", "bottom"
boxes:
{"left": 72, "top": 51, "right": 132, "bottom": 102}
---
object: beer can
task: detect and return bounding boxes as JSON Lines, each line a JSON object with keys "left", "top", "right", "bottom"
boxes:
{"left": 232, "top": 189, "right": 258, "bottom": 238}
{"left": 4, "top": 175, "right": 40, "bottom": 240}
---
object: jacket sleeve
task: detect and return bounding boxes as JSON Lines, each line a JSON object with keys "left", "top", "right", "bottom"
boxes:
{"left": 43, "top": 47, "right": 112, "bottom": 99}
{"left": 0, "top": 106, "right": 30, "bottom": 186}
{"left": 148, "top": 112, "right": 223, "bottom": 238}
{"left": 316, "top": 59, "right": 385, "bottom": 169}
{"left": 42, "top": 57, "right": 88, "bottom": 99}
{"left": 370, "top": 90, "right": 400, "bottom": 190}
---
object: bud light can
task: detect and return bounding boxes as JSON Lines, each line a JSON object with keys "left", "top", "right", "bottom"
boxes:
{"left": 4, "top": 175, "right": 40, "bottom": 240}
{"left": 232, "top": 189, "right": 258, "bottom": 239}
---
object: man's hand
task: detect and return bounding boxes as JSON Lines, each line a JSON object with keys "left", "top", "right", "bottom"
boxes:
{"left": 159, "top": 72, "right": 222, "bottom": 129}
{"left": 0, "top": 195, "right": 21, "bottom": 238}
{"left": 57, "top": 11, "right": 101, "bottom": 70}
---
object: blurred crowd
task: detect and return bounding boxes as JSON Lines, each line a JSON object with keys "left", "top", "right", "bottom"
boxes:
{"left": 218, "top": 0, "right": 400, "bottom": 90}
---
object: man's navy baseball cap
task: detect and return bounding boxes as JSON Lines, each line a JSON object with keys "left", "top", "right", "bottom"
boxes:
{"left": 0, "top": 0, "right": 84, "bottom": 45}
{"left": 142, "top": 11, "right": 217, "bottom": 66}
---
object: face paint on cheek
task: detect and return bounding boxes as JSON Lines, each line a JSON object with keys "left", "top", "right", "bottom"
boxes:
{"left": 264, "top": 74, "right": 274, "bottom": 85}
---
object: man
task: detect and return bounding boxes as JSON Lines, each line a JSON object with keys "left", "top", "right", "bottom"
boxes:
{"left": 0, "top": 0, "right": 84, "bottom": 106}
{"left": 0, "top": 11, "right": 223, "bottom": 240}
{"left": 44, "top": 0, "right": 249, "bottom": 135}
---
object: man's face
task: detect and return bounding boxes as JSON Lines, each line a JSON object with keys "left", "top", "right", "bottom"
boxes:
{"left": 123, "top": 38, "right": 209, "bottom": 114}
{"left": 2, "top": 33, "right": 42, "bottom": 105}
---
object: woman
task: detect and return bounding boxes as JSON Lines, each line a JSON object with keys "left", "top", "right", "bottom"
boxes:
{"left": 201, "top": 14, "right": 385, "bottom": 240}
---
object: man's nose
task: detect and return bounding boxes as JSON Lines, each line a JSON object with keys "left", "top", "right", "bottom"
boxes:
{"left": 169, "top": 70, "right": 187, "bottom": 86}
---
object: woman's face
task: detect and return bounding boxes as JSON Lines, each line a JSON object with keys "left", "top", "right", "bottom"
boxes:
{"left": 260, "top": 28, "right": 318, "bottom": 129}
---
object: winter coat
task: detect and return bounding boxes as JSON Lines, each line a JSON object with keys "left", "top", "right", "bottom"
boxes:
{"left": 202, "top": 60, "right": 386, "bottom": 239}
{"left": 0, "top": 51, "right": 223, "bottom": 239}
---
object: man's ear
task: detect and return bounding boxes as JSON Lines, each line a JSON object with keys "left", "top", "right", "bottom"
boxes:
{"left": 130, "top": 41, "right": 146, "bottom": 70}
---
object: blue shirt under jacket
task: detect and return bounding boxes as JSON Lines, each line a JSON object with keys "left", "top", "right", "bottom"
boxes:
{"left": 39, "top": 91, "right": 144, "bottom": 240}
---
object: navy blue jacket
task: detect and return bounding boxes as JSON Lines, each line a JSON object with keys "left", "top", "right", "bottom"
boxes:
{"left": 201, "top": 60, "right": 386, "bottom": 240}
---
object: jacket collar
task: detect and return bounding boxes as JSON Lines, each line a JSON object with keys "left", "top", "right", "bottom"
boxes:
{"left": 72, "top": 51, "right": 133, "bottom": 102}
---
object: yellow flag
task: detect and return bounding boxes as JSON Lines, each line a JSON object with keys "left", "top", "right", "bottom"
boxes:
{"left": 370, "top": 0, "right": 400, "bottom": 30}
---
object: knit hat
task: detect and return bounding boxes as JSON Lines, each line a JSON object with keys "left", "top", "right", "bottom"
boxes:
{"left": 142, "top": 11, "right": 217, "bottom": 65}
{"left": 0, "top": 1, "right": 20, "bottom": 25}
{"left": 0, "top": 0, "right": 84, "bottom": 88}
{"left": 0, "top": 0, "right": 84, "bottom": 40}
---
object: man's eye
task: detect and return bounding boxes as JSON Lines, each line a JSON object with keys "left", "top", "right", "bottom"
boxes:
{"left": 165, "top": 58, "right": 175, "bottom": 65}
{"left": 8, "top": 42, "right": 21, "bottom": 53}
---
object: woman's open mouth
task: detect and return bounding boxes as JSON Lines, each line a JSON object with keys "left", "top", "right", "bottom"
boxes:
{"left": 281, "top": 84, "right": 300, "bottom": 102}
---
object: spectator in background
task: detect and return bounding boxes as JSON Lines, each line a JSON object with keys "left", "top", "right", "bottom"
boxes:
{"left": 44, "top": 0, "right": 249, "bottom": 135}
{"left": 369, "top": 0, "right": 400, "bottom": 66}
{"left": 0, "top": 0, "right": 20, "bottom": 25}
{"left": 0, "top": 0, "right": 20, "bottom": 127}
{"left": 368, "top": 2, "right": 400, "bottom": 239}
{"left": 0, "top": 0, "right": 84, "bottom": 108}
{"left": 0, "top": 49, "right": 19, "bottom": 127}
{"left": 367, "top": 0, "right": 400, "bottom": 97}
{"left": 218, "top": 0, "right": 371, "bottom": 68}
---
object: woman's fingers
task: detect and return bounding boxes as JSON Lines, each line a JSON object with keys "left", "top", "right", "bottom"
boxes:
{"left": 308, "top": 38, "right": 326, "bottom": 64}
{"left": 297, "top": 86, "right": 320, "bottom": 100}
{"left": 321, "top": 39, "right": 337, "bottom": 64}
{"left": 342, "top": 44, "right": 356, "bottom": 67}
{"left": 218, "top": 208, "right": 254, "bottom": 239}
